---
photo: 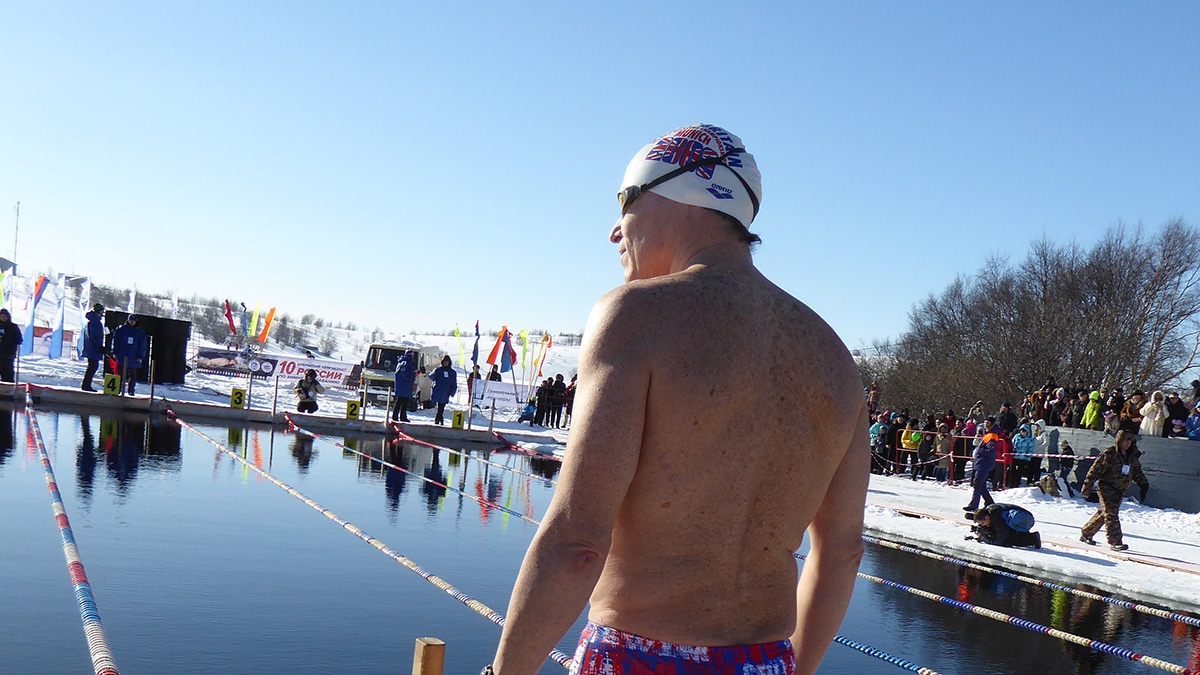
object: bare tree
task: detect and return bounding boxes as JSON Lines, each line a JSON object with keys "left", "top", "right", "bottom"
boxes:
{"left": 867, "top": 218, "right": 1200, "bottom": 414}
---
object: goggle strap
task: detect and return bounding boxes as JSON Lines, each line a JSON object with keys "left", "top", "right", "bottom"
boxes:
{"left": 640, "top": 147, "right": 746, "bottom": 193}
{"left": 636, "top": 148, "right": 759, "bottom": 221}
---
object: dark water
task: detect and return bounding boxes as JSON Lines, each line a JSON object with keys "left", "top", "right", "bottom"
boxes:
{"left": 0, "top": 402, "right": 1196, "bottom": 674}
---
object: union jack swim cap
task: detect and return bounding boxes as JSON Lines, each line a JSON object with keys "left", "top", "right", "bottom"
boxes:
{"left": 620, "top": 124, "right": 762, "bottom": 228}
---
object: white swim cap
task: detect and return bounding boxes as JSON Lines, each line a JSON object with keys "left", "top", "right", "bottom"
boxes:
{"left": 619, "top": 124, "right": 762, "bottom": 228}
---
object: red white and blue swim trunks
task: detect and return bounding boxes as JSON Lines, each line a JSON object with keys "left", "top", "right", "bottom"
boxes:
{"left": 569, "top": 621, "right": 795, "bottom": 674}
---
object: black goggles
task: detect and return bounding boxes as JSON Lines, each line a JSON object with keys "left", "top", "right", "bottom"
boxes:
{"left": 616, "top": 147, "right": 758, "bottom": 219}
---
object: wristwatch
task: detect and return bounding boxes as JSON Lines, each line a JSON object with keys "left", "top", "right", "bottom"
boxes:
{"left": 480, "top": 666, "right": 495, "bottom": 675}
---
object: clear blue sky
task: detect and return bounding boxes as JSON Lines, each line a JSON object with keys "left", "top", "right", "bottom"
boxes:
{"left": 2, "top": 2, "right": 1196, "bottom": 349}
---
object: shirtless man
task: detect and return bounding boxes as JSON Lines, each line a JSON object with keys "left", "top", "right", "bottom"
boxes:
{"left": 489, "top": 124, "right": 868, "bottom": 675}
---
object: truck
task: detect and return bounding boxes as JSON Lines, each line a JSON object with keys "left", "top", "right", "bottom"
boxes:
{"left": 358, "top": 341, "right": 446, "bottom": 406}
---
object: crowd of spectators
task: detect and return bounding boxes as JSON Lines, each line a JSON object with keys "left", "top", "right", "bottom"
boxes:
{"left": 865, "top": 377, "right": 1200, "bottom": 490}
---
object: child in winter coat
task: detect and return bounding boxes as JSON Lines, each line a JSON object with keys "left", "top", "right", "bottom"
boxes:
{"left": 1186, "top": 406, "right": 1200, "bottom": 441}
{"left": 933, "top": 424, "right": 952, "bottom": 483}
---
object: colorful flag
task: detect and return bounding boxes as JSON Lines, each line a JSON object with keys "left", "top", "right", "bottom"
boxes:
{"left": 223, "top": 300, "right": 236, "bottom": 334}
{"left": 519, "top": 329, "right": 529, "bottom": 369}
{"left": 499, "top": 329, "right": 517, "bottom": 373}
{"left": 471, "top": 320, "right": 480, "bottom": 367}
{"left": 256, "top": 307, "right": 276, "bottom": 343}
{"left": 485, "top": 325, "right": 507, "bottom": 366}
{"left": 0, "top": 271, "right": 10, "bottom": 313}
{"left": 48, "top": 275, "right": 65, "bottom": 358}
{"left": 20, "top": 275, "right": 48, "bottom": 356}
{"left": 249, "top": 302, "right": 261, "bottom": 337}
{"left": 454, "top": 324, "right": 463, "bottom": 367}
{"left": 536, "top": 333, "right": 553, "bottom": 377}
{"left": 75, "top": 278, "right": 91, "bottom": 357}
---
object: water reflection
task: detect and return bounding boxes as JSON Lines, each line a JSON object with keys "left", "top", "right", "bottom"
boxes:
{"left": 1060, "top": 585, "right": 1126, "bottom": 674}
{"left": 421, "top": 450, "right": 447, "bottom": 511}
{"left": 382, "top": 441, "right": 410, "bottom": 519}
{"left": 290, "top": 434, "right": 316, "bottom": 473}
{"left": 1174, "top": 623, "right": 1200, "bottom": 672}
{"left": 528, "top": 456, "right": 560, "bottom": 481}
{"left": 0, "top": 407, "right": 14, "bottom": 469}
{"left": 860, "top": 543, "right": 1188, "bottom": 673}
{"left": 341, "top": 438, "right": 549, "bottom": 526}
{"left": 94, "top": 415, "right": 183, "bottom": 502}
{"left": 76, "top": 415, "right": 98, "bottom": 508}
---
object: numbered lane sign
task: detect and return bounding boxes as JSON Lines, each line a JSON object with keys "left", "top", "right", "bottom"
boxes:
{"left": 230, "top": 388, "right": 247, "bottom": 409}
{"left": 345, "top": 399, "right": 361, "bottom": 420}
{"left": 103, "top": 374, "right": 121, "bottom": 396}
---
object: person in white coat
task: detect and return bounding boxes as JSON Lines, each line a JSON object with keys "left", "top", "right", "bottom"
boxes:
{"left": 1139, "top": 390, "right": 1167, "bottom": 437}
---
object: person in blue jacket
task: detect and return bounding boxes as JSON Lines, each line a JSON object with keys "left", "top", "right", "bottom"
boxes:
{"left": 970, "top": 503, "right": 1041, "bottom": 548}
{"left": 963, "top": 417, "right": 998, "bottom": 512}
{"left": 429, "top": 354, "right": 458, "bottom": 425}
{"left": 80, "top": 303, "right": 107, "bottom": 392}
{"left": 391, "top": 349, "right": 417, "bottom": 423}
{"left": 1010, "top": 423, "right": 1036, "bottom": 487}
{"left": 111, "top": 314, "right": 147, "bottom": 395}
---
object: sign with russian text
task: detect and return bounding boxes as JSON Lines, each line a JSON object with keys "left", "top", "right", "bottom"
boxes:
{"left": 472, "top": 380, "right": 522, "bottom": 408}
{"left": 194, "top": 349, "right": 357, "bottom": 387}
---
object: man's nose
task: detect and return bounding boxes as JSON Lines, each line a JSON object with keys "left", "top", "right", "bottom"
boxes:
{"left": 609, "top": 222, "right": 622, "bottom": 243}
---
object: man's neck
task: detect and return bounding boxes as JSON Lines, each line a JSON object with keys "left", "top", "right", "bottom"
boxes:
{"left": 675, "top": 241, "right": 753, "bottom": 275}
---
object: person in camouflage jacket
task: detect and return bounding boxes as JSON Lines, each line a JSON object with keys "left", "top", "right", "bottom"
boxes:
{"left": 1080, "top": 430, "right": 1150, "bottom": 551}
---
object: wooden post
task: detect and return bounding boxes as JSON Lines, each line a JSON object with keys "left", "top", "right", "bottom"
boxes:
{"left": 411, "top": 637, "right": 445, "bottom": 675}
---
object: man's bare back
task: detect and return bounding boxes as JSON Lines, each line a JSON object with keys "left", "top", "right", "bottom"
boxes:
{"left": 491, "top": 124, "right": 868, "bottom": 675}
{"left": 585, "top": 261, "right": 864, "bottom": 645}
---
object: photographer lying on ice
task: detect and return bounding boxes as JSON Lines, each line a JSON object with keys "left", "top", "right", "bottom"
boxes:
{"left": 968, "top": 503, "right": 1042, "bottom": 549}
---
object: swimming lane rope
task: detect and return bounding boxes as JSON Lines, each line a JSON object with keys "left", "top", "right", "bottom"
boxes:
{"left": 23, "top": 389, "right": 119, "bottom": 675}
{"left": 389, "top": 425, "right": 558, "bottom": 486}
{"left": 188, "top": 412, "right": 936, "bottom": 672}
{"left": 863, "top": 533, "right": 1200, "bottom": 628}
{"left": 165, "top": 409, "right": 575, "bottom": 669}
{"left": 795, "top": 551, "right": 1192, "bottom": 674}
{"left": 285, "top": 416, "right": 541, "bottom": 526}
{"left": 338, "top": 420, "right": 945, "bottom": 667}
{"left": 832, "top": 636, "right": 940, "bottom": 674}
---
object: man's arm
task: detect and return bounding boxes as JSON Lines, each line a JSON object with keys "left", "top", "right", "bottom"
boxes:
{"left": 791, "top": 403, "right": 869, "bottom": 675}
{"left": 492, "top": 291, "right": 649, "bottom": 675}
{"left": 1081, "top": 450, "right": 1110, "bottom": 494}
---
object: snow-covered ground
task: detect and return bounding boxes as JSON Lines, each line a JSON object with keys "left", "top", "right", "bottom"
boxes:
{"left": 865, "top": 473, "right": 1200, "bottom": 613}
{"left": 13, "top": 331, "right": 581, "bottom": 443}
{"left": 14, "top": 331, "right": 1199, "bottom": 616}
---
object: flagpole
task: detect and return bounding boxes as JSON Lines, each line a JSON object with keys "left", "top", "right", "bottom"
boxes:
{"left": 11, "top": 201, "right": 18, "bottom": 276}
